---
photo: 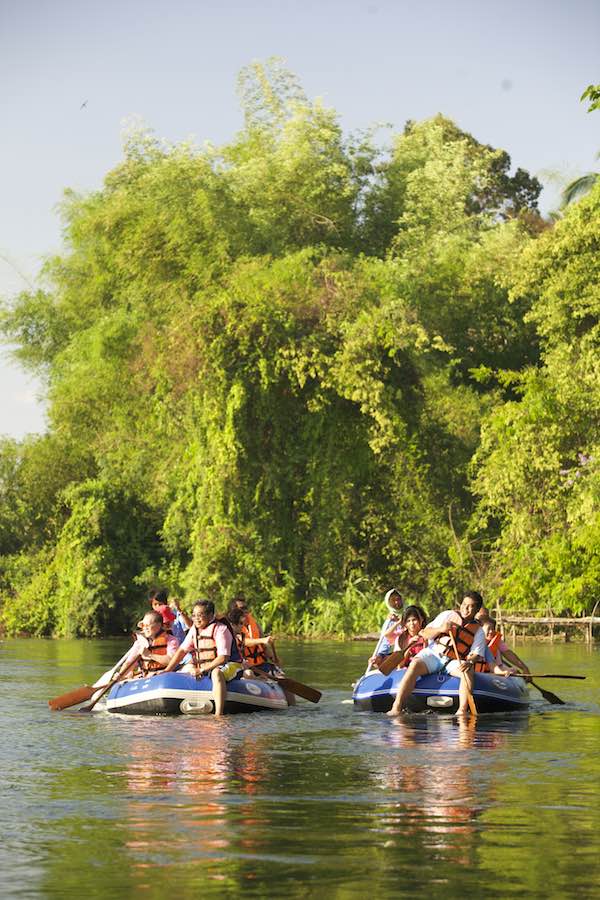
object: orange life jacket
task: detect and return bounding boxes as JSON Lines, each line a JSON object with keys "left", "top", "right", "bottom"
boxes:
{"left": 192, "top": 618, "right": 242, "bottom": 668}
{"left": 240, "top": 614, "right": 268, "bottom": 667}
{"left": 193, "top": 622, "right": 220, "bottom": 666}
{"left": 441, "top": 620, "right": 481, "bottom": 661}
{"left": 487, "top": 631, "right": 503, "bottom": 657}
{"left": 473, "top": 630, "right": 504, "bottom": 673}
{"left": 138, "top": 630, "right": 170, "bottom": 675}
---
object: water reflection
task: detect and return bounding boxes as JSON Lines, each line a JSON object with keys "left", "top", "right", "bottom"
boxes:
{"left": 2, "top": 638, "right": 599, "bottom": 899}
{"left": 365, "top": 714, "right": 532, "bottom": 868}
{"left": 118, "top": 721, "right": 278, "bottom": 889}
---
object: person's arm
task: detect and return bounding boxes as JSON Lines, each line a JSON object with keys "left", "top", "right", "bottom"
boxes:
{"left": 170, "top": 598, "right": 193, "bottom": 628}
{"left": 124, "top": 635, "right": 147, "bottom": 666}
{"left": 500, "top": 647, "right": 530, "bottom": 675}
{"left": 420, "top": 612, "right": 451, "bottom": 642}
{"left": 383, "top": 621, "right": 404, "bottom": 641}
{"left": 163, "top": 644, "right": 188, "bottom": 672}
{"left": 163, "top": 629, "right": 193, "bottom": 672}
{"left": 244, "top": 635, "right": 272, "bottom": 647}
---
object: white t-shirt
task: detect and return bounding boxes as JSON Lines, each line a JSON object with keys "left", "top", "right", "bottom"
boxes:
{"left": 428, "top": 610, "right": 487, "bottom": 659}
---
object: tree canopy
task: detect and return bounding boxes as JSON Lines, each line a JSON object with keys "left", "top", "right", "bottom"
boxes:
{"left": 3, "top": 60, "right": 594, "bottom": 637}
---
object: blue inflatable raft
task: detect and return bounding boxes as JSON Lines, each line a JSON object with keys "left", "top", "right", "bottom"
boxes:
{"left": 353, "top": 668, "right": 529, "bottom": 714}
{"left": 106, "top": 671, "right": 289, "bottom": 715}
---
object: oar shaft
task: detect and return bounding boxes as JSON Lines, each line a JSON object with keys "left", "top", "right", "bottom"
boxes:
{"left": 80, "top": 654, "right": 141, "bottom": 712}
{"left": 523, "top": 674, "right": 586, "bottom": 680}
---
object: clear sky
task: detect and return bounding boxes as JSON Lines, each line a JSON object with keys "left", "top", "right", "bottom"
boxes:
{"left": 1, "top": 0, "right": 599, "bottom": 439}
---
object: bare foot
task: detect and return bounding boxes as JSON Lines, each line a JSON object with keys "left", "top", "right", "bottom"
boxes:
{"left": 386, "top": 706, "right": 401, "bottom": 717}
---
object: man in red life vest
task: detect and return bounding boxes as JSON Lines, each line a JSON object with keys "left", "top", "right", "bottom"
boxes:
{"left": 387, "top": 591, "right": 507, "bottom": 717}
{"left": 163, "top": 599, "right": 242, "bottom": 717}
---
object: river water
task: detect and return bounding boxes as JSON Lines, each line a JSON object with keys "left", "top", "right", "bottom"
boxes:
{"left": 1, "top": 638, "right": 599, "bottom": 898}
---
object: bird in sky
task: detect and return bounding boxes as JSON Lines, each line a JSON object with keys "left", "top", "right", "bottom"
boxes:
{"left": 80, "top": 100, "right": 88, "bottom": 110}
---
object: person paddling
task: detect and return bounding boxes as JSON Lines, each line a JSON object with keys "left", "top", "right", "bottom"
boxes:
{"left": 163, "top": 600, "right": 242, "bottom": 717}
{"left": 386, "top": 591, "right": 508, "bottom": 718}
{"left": 475, "top": 605, "right": 531, "bottom": 676}
{"left": 125, "top": 611, "right": 180, "bottom": 678}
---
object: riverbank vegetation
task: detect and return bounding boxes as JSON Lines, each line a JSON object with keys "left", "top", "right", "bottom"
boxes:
{"left": 1, "top": 62, "right": 599, "bottom": 637}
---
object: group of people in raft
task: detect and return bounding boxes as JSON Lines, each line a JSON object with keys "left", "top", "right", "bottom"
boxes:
{"left": 123, "top": 590, "right": 284, "bottom": 716}
{"left": 122, "top": 585, "right": 529, "bottom": 719}
{"left": 367, "top": 588, "right": 530, "bottom": 717}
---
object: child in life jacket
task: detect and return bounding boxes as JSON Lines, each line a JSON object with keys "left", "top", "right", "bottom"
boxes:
{"left": 392, "top": 605, "right": 428, "bottom": 667}
{"left": 477, "top": 619, "right": 520, "bottom": 675}
{"left": 475, "top": 606, "right": 531, "bottom": 676}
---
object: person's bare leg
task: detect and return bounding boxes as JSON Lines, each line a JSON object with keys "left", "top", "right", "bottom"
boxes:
{"left": 211, "top": 668, "right": 226, "bottom": 716}
{"left": 386, "top": 659, "right": 429, "bottom": 715}
{"left": 457, "top": 668, "right": 475, "bottom": 717}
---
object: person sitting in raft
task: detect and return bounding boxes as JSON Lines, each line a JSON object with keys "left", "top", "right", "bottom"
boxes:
{"left": 473, "top": 619, "right": 519, "bottom": 676}
{"left": 391, "top": 605, "right": 428, "bottom": 668}
{"left": 228, "top": 606, "right": 278, "bottom": 676}
{"left": 386, "top": 591, "right": 509, "bottom": 717}
{"left": 149, "top": 588, "right": 176, "bottom": 628}
{"left": 475, "top": 606, "right": 531, "bottom": 676}
{"left": 368, "top": 588, "right": 405, "bottom": 671}
{"left": 163, "top": 600, "right": 242, "bottom": 717}
{"left": 149, "top": 588, "right": 192, "bottom": 645}
{"left": 125, "top": 611, "right": 181, "bottom": 678}
{"left": 228, "top": 596, "right": 277, "bottom": 668}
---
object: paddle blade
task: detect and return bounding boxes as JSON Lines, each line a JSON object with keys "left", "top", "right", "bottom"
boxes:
{"left": 276, "top": 676, "right": 321, "bottom": 703}
{"left": 530, "top": 680, "right": 565, "bottom": 705}
{"left": 49, "top": 684, "right": 98, "bottom": 711}
{"left": 378, "top": 650, "right": 406, "bottom": 676}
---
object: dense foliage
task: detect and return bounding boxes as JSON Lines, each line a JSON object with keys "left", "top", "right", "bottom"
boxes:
{"left": 3, "top": 61, "right": 596, "bottom": 637}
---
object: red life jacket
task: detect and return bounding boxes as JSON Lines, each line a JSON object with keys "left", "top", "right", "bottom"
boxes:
{"left": 399, "top": 635, "right": 427, "bottom": 667}
{"left": 138, "top": 630, "right": 170, "bottom": 675}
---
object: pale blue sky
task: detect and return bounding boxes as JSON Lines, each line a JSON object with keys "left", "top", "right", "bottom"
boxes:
{"left": 1, "top": 0, "right": 599, "bottom": 438}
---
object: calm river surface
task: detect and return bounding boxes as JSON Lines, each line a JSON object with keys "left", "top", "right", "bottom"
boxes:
{"left": 1, "top": 638, "right": 599, "bottom": 898}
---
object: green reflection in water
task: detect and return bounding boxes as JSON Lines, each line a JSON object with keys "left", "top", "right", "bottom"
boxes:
{"left": 1, "top": 638, "right": 599, "bottom": 898}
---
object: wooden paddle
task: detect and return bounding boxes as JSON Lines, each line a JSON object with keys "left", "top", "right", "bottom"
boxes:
{"left": 449, "top": 629, "right": 478, "bottom": 717}
{"left": 267, "top": 639, "right": 321, "bottom": 703}
{"left": 274, "top": 675, "right": 321, "bottom": 703}
{"left": 49, "top": 684, "right": 100, "bottom": 711}
{"left": 79, "top": 654, "right": 141, "bottom": 712}
{"left": 528, "top": 680, "right": 564, "bottom": 705}
{"left": 48, "top": 648, "right": 132, "bottom": 711}
{"left": 378, "top": 649, "right": 409, "bottom": 676}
